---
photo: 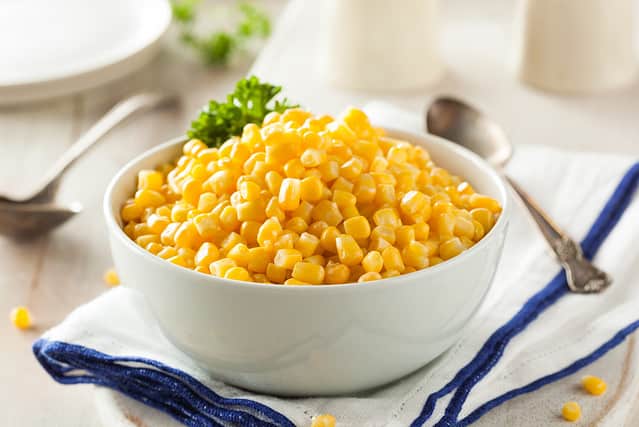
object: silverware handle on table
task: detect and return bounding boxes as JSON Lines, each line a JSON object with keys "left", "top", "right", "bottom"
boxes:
{"left": 505, "top": 175, "right": 612, "bottom": 294}
{"left": 10, "top": 92, "right": 178, "bottom": 203}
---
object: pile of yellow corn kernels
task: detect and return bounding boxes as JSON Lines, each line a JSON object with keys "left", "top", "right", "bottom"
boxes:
{"left": 120, "top": 107, "right": 501, "bottom": 285}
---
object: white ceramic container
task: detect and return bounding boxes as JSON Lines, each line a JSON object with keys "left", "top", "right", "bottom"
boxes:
{"left": 320, "top": 0, "right": 444, "bottom": 90}
{"left": 514, "top": 0, "right": 637, "bottom": 93}
{"left": 104, "top": 129, "right": 509, "bottom": 396}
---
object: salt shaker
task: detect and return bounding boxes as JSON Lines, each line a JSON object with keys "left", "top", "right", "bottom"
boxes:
{"left": 514, "top": 0, "right": 637, "bottom": 93}
{"left": 320, "top": 0, "right": 444, "bottom": 90}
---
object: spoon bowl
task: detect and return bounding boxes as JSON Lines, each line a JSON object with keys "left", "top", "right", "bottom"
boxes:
{"left": 0, "top": 201, "right": 82, "bottom": 239}
{"left": 426, "top": 97, "right": 512, "bottom": 168}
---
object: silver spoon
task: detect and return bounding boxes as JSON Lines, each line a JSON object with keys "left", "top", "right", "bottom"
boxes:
{"left": 0, "top": 92, "right": 177, "bottom": 239}
{"left": 426, "top": 96, "right": 611, "bottom": 294}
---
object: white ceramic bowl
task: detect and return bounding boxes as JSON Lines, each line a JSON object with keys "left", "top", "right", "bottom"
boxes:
{"left": 104, "top": 129, "right": 510, "bottom": 396}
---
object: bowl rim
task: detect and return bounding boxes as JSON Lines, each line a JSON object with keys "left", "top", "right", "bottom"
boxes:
{"left": 104, "top": 127, "right": 510, "bottom": 293}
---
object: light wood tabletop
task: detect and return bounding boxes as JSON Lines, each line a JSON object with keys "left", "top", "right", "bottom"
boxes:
{"left": 1, "top": 1, "right": 637, "bottom": 426}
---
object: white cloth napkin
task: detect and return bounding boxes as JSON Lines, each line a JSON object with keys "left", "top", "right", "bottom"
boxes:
{"left": 36, "top": 104, "right": 639, "bottom": 427}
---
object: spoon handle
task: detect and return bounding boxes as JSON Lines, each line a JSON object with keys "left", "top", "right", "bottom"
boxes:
{"left": 25, "top": 92, "right": 178, "bottom": 202}
{"left": 505, "top": 175, "right": 612, "bottom": 294}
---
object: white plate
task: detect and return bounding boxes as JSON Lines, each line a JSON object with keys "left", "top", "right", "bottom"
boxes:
{"left": 0, "top": 0, "right": 171, "bottom": 104}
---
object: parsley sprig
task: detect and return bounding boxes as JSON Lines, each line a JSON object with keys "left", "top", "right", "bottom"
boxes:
{"left": 187, "top": 76, "right": 299, "bottom": 147}
{"left": 171, "top": 1, "right": 271, "bottom": 66}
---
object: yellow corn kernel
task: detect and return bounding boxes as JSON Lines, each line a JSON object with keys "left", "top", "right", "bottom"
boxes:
{"left": 284, "top": 278, "right": 309, "bottom": 285}
{"left": 266, "top": 263, "right": 287, "bottom": 283}
{"left": 283, "top": 158, "right": 305, "bottom": 178}
{"left": 454, "top": 216, "right": 476, "bottom": 239}
{"left": 239, "top": 180, "right": 261, "bottom": 201}
{"left": 194, "top": 265, "right": 210, "bottom": 274}
{"left": 192, "top": 213, "right": 219, "bottom": 240}
{"left": 103, "top": 268, "right": 120, "bottom": 286}
{"left": 395, "top": 225, "right": 415, "bottom": 248}
{"left": 209, "top": 258, "right": 237, "bottom": 277}
{"left": 440, "top": 237, "right": 465, "bottom": 260}
{"left": 325, "top": 263, "right": 351, "bottom": 284}
{"left": 349, "top": 264, "right": 365, "bottom": 282}
{"left": 292, "top": 262, "right": 325, "bottom": 284}
{"left": 182, "top": 177, "right": 202, "bottom": 206}
{"left": 362, "top": 250, "right": 383, "bottom": 273}
{"left": 240, "top": 221, "right": 261, "bottom": 246}
{"left": 265, "top": 197, "right": 285, "bottom": 222}
{"left": 194, "top": 242, "right": 220, "bottom": 267}
{"left": 236, "top": 200, "right": 266, "bottom": 223}
{"left": 353, "top": 174, "right": 377, "bottom": 204}
{"left": 335, "top": 235, "right": 364, "bottom": 266}
{"left": 320, "top": 226, "right": 341, "bottom": 253}
{"left": 121, "top": 202, "right": 142, "bottom": 222}
{"left": 157, "top": 246, "right": 178, "bottom": 260}
{"left": 358, "top": 272, "right": 382, "bottom": 282}
{"left": 300, "top": 176, "right": 324, "bottom": 202}
{"left": 382, "top": 269, "right": 401, "bottom": 278}
{"left": 145, "top": 242, "right": 163, "bottom": 255}
{"left": 473, "top": 220, "right": 485, "bottom": 241}
{"left": 208, "top": 170, "right": 235, "bottom": 195}
{"left": 265, "top": 171, "right": 283, "bottom": 196}
{"left": 10, "top": 306, "right": 32, "bottom": 330}
{"left": 308, "top": 220, "right": 329, "bottom": 238}
{"left": 227, "top": 243, "right": 250, "bottom": 267}
{"left": 279, "top": 178, "right": 302, "bottom": 211}
{"left": 382, "top": 246, "right": 405, "bottom": 272}
{"left": 219, "top": 205, "right": 239, "bottom": 231}
{"left": 414, "top": 221, "right": 430, "bottom": 241}
{"left": 373, "top": 208, "right": 401, "bottom": 228}
{"left": 340, "top": 157, "right": 364, "bottom": 181}
{"left": 274, "top": 248, "right": 303, "bottom": 270}
{"left": 169, "top": 204, "right": 187, "bottom": 222}
{"left": 136, "top": 234, "right": 160, "bottom": 247}
{"left": 429, "top": 256, "right": 444, "bottom": 266}
{"left": 247, "top": 247, "right": 271, "bottom": 273}
{"left": 220, "top": 232, "right": 244, "bottom": 255}
{"left": 224, "top": 266, "right": 252, "bottom": 281}
{"left": 174, "top": 221, "right": 198, "bottom": 248}
{"left": 402, "top": 241, "right": 429, "bottom": 269}
{"left": 469, "top": 194, "right": 501, "bottom": 213}
{"left": 343, "top": 216, "right": 371, "bottom": 239}
{"left": 284, "top": 217, "right": 307, "bottom": 234}
{"left": 374, "top": 184, "right": 395, "bottom": 206}
{"left": 295, "top": 232, "right": 321, "bottom": 258}
{"left": 470, "top": 208, "right": 494, "bottom": 232}
{"left": 312, "top": 200, "right": 343, "bottom": 226}
{"left": 370, "top": 156, "right": 388, "bottom": 173}
{"left": 147, "top": 214, "right": 170, "bottom": 234}
{"left": 134, "top": 189, "right": 166, "bottom": 208}
{"left": 318, "top": 160, "right": 340, "bottom": 182}
{"left": 400, "top": 190, "right": 431, "bottom": 219}
{"left": 371, "top": 225, "right": 396, "bottom": 245}
{"left": 331, "top": 176, "right": 354, "bottom": 193}
{"left": 300, "top": 148, "right": 326, "bottom": 168}
{"left": 138, "top": 170, "right": 164, "bottom": 190}
{"left": 304, "top": 254, "right": 325, "bottom": 265}
{"left": 293, "top": 201, "right": 314, "bottom": 224}
{"left": 167, "top": 254, "right": 189, "bottom": 268}
{"left": 582, "top": 375, "right": 607, "bottom": 396}
{"left": 332, "top": 190, "right": 357, "bottom": 208}
{"left": 561, "top": 401, "right": 581, "bottom": 422}
{"left": 257, "top": 218, "right": 282, "bottom": 247}
{"left": 437, "top": 212, "right": 456, "bottom": 239}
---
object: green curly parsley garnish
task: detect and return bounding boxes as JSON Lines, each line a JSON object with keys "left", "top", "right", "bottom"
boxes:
{"left": 171, "top": 1, "right": 271, "bottom": 66}
{"left": 187, "top": 76, "right": 299, "bottom": 147}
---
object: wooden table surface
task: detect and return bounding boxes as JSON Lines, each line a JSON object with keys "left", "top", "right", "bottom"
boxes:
{"left": 1, "top": 1, "right": 637, "bottom": 426}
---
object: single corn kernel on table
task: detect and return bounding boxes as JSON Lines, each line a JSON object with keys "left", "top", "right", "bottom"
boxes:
{"left": 2, "top": 0, "right": 639, "bottom": 426}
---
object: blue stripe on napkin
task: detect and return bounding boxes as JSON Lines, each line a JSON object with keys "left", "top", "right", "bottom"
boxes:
{"left": 412, "top": 162, "right": 639, "bottom": 427}
{"left": 33, "top": 340, "right": 294, "bottom": 427}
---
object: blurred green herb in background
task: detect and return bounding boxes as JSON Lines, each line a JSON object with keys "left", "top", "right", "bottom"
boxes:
{"left": 171, "top": 1, "right": 271, "bottom": 66}
{"left": 187, "top": 76, "right": 299, "bottom": 147}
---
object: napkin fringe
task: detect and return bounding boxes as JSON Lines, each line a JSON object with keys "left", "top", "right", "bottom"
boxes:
{"left": 32, "top": 339, "right": 294, "bottom": 427}
{"left": 413, "top": 162, "right": 639, "bottom": 427}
